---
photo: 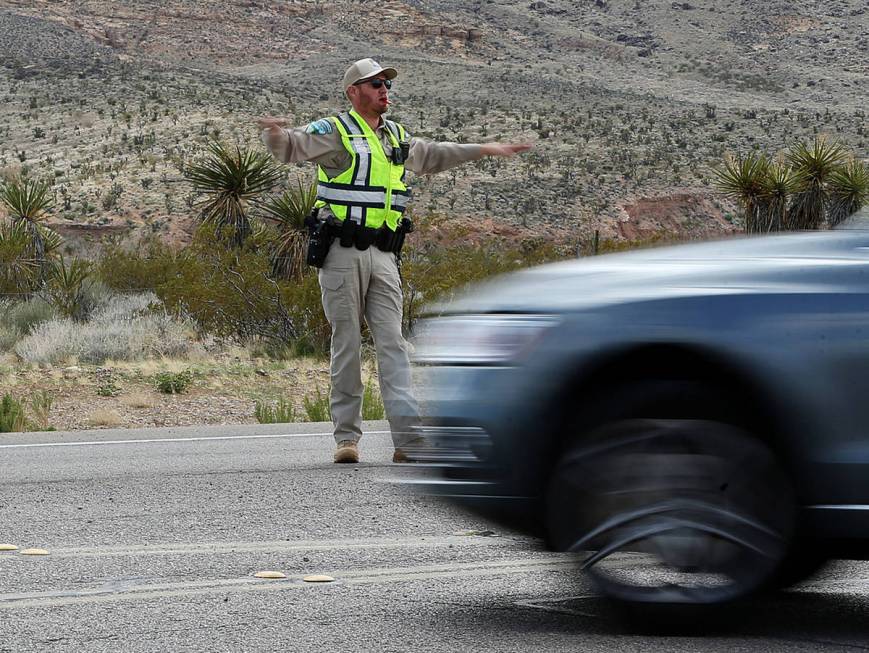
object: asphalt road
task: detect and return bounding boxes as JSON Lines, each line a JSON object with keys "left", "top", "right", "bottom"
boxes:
{"left": 2, "top": 422, "right": 869, "bottom": 652}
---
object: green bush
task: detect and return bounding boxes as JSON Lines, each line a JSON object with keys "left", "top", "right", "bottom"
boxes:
{"left": 154, "top": 370, "right": 193, "bottom": 394}
{"left": 362, "top": 378, "right": 385, "bottom": 420}
{"left": 0, "top": 393, "right": 27, "bottom": 432}
{"left": 0, "top": 392, "right": 54, "bottom": 432}
{"left": 97, "top": 378, "right": 121, "bottom": 397}
{"left": 156, "top": 228, "right": 299, "bottom": 348}
{"left": 254, "top": 397, "right": 297, "bottom": 424}
{"left": 87, "top": 220, "right": 575, "bottom": 360}
{"left": 94, "top": 228, "right": 330, "bottom": 357}
{"left": 279, "top": 271, "right": 330, "bottom": 357}
{"left": 95, "top": 237, "right": 181, "bottom": 292}
{"left": 303, "top": 387, "right": 330, "bottom": 422}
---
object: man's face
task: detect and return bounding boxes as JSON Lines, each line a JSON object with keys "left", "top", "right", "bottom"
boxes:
{"left": 348, "top": 73, "right": 390, "bottom": 116}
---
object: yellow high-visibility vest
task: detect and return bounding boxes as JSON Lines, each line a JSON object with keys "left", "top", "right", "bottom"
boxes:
{"left": 315, "top": 110, "right": 410, "bottom": 231}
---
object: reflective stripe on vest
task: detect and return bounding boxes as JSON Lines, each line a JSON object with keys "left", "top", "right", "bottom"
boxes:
{"left": 315, "top": 110, "right": 410, "bottom": 230}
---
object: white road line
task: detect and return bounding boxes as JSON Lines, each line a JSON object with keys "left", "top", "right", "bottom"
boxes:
{"left": 0, "top": 557, "right": 578, "bottom": 609}
{"left": 0, "top": 431, "right": 391, "bottom": 450}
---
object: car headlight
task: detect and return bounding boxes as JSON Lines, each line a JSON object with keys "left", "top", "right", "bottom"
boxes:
{"left": 411, "top": 314, "right": 558, "bottom": 365}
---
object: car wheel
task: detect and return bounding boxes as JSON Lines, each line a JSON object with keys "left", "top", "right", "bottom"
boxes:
{"left": 546, "top": 383, "right": 796, "bottom": 607}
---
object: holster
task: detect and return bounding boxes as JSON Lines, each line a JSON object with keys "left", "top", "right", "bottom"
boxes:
{"left": 305, "top": 210, "right": 334, "bottom": 268}
{"left": 392, "top": 217, "right": 414, "bottom": 255}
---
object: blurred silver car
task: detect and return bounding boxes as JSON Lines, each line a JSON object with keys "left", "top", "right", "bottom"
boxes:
{"left": 405, "top": 228, "right": 869, "bottom": 611}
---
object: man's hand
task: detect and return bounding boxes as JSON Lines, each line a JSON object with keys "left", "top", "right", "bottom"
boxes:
{"left": 479, "top": 142, "right": 534, "bottom": 158}
{"left": 257, "top": 117, "right": 289, "bottom": 150}
{"left": 256, "top": 116, "right": 289, "bottom": 130}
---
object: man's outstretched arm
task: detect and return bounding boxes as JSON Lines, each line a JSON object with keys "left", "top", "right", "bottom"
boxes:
{"left": 478, "top": 142, "right": 534, "bottom": 157}
{"left": 256, "top": 116, "right": 341, "bottom": 166}
{"left": 406, "top": 138, "right": 533, "bottom": 175}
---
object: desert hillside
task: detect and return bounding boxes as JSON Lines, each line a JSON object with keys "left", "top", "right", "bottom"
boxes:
{"left": 0, "top": 0, "right": 865, "bottom": 247}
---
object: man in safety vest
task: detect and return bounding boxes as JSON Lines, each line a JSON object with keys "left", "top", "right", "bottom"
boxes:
{"left": 258, "top": 58, "right": 531, "bottom": 464}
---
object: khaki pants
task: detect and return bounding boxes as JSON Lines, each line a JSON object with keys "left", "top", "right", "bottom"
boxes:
{"left": 318, "top": 244, "right": 420, "bottom": 448}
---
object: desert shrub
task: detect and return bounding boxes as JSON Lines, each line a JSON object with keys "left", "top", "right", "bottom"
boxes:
{"left": 28, "top": 390, "right": 53, "bottom": 431}
{"left": 87, "top": 409, "right": 122, "bottom": 427}
{"left": 303, "top": 387, "right": 330, "bottom": 422}
{"left": 95, "top": 237, "right": 181, "bottom": 292}
{"left": 99, "top": 229, "right": 305, "bottom": 354}
{"left": 279, "top": 271, "right": 330, "bottom": 356}
{"left": 13, "top": 318, "right": 78, "bottom": 363}
{"left": 0, "top": 394, "right": 27, "bottom": 432}
{"left": 91, "top": 224, "right": 566, "bottom": 360}
{"left": 0, "top": 300, "right": 18, "bottom": 350}
{"left": 96, "top": 379, "right": 120, "bottom": 397}
{"left": 361, "top": 378, "right": 385, "bottom": 420}
{"left": 4, "top": 296, "right": 56, "bottom": 335}
{"left": 0, "top": 392, "right": 50, "bottom": 432}
{"left": 13, "top": 292, "right": 200, "bottom": 365}
{"left": 0, "top": 324, "right": 17, "bottom": 351}
{"left": 255, "top": 397, "right": 297, "bottom": 424}
{"left": 154, "top": 370, "right": 193, "bottom": 394}
{"left": 156, "top": 228, "right": 298, "bottom": 348}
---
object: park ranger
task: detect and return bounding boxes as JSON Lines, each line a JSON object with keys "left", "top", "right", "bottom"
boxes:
{"left": 258, "top": 58, "right": 531, "bottom": 464}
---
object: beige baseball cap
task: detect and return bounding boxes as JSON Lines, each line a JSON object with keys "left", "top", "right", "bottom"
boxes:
{"left": 342, "top": 58, "right": 398, "bottom": 90}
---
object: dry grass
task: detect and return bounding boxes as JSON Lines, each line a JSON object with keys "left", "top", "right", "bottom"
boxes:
{"left": 120, "top": 392, "right": 157, "bottom": 409}
{"left": 87, "top": 408, "right": 122, "bottom": 427}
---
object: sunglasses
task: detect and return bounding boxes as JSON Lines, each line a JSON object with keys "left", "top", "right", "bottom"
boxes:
{"left": 356, "top": 78, "right": 392, "bottom": 89}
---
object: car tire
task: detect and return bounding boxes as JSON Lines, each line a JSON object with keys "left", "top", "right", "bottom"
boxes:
{"left": 546, "top": 380, "right": 797, "bottom": 610}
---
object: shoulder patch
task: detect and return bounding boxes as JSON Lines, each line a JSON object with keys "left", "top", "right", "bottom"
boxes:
{"left": 305, "top": 118, "right": 334, "bottom": 135}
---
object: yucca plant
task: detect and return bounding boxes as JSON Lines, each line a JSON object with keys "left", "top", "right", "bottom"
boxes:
{"left": 0, "top": 219, "right": 39, "bottom": 295}
{"left": 786, "top": 136, "right": 848, "bottom": 230}
{"left": 0, "top": 178, "right": 58, "bottom": 268}
{"left": 827, "top": 159, "right": 869, "bottom": 228}
{"left": 184, "top": 141, "right": 285, "bottom": 247}
{"left": 758, "top": 160, "right": 801, "bottom": 233}
{"left": 45, "top": 256, "right": 94, "bottom": 320}
{"left": 259, "top": 179, "right": 318, "bottom": 280}
{"left": 712, "top": 152, "right": 770, "bottom": 233}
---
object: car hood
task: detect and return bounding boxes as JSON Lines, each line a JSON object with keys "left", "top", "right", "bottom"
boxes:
{"left": 434, "top": 231, "right": 869, "bottom": 315}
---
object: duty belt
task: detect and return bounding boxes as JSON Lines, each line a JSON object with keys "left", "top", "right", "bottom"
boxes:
{"left": 328, "top": 219, "right": 406, "bottom": 253}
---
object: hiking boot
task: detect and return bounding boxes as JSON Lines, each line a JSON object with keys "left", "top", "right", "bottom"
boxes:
{"left": 334, "top": 440, "right": 359, "bottom": 464}
{"left": 392, "top": 438, "right": 425, "bottom": 464}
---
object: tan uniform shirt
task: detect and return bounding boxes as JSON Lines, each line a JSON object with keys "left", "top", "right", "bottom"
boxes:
{"left": 262, "top": 118, "right": 482, "bottom": 178}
